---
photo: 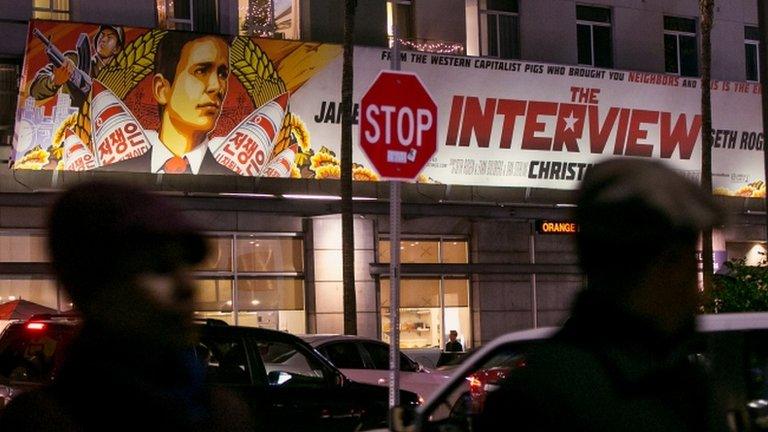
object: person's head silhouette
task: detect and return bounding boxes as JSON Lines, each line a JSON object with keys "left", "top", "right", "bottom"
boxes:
{"left": 574, "top": 159, "right": 723, "bottom": 336}
{"left": 47, "top": 181, "right": 208, "bottom": 348}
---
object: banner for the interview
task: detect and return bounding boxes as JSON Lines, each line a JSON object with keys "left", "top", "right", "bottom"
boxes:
{"left": 13, "top": 20, "right": 765, "bottom": 197}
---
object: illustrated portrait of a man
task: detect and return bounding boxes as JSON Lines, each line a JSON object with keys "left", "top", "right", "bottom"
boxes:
{"left": 103, "top": 32, "right": 234, "bottom": 175}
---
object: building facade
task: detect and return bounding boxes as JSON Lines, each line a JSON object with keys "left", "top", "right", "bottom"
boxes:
{"left": 0, "top": 0, "right": 765, "bottom": 349}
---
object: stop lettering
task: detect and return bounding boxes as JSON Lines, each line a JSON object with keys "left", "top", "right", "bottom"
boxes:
{"left": 359, "top": 71, "right": 437, "bottom": 180}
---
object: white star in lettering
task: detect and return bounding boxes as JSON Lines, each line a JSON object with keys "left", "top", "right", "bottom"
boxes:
{"left": 563, "top": 112, "right": 578, "bottom": 131}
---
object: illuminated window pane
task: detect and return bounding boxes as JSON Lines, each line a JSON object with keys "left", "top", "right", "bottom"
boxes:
{"left": 0, "top": 279, "right": 58, "bottom": 310}
{"left": 0, "top": 234, "right": 49, "bottom": 262}
{"left": 52, "top": 0, "right": 69, "bottom": 10}
{"left": 237, "top": 278, "right": 303, "bottom": 310}
{"left": 380, "top": 278, "right": 440, "bottom": 308}
{"left": 379, "top": 240, "right": 391, "bottom": 262}
{"left": 442, "top": 241, "right": 468, "bottom": 264}
{"left": 198, "top": 237, "right": 232, "bottom": 271}
{"left": 34, "top": 0, "right": 49, "bottom": 8}
{"left": 379, "top": 240, "right": 440, "bottom": 263}
{"left": 444, "top": 279, "right": 469, "bottom": 307}
{"left": 382, "top": 307, "right": 440, "bottom": 349}
{"left": 33, "top": 10, "right": 52, "bottom": 19}
{"left": 402, "top": 241, "right": 439, "bottom": 263}
{"left": 194, "top": 279, "right": 233, "bottom": 312}
{"left": 236, "top": 237, "right": 303, "bottom": 272}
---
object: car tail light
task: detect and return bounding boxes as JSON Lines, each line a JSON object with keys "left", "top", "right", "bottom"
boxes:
{"left": 468, "top": 367, "right": 512, "bottom": 412}
{"left": 26, "top": 322, "right": 46, "bottom": 331}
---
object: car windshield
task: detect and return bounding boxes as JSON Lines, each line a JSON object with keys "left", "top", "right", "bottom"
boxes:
{"left": 0, "top": 323, "right": 76, "bottom": 384}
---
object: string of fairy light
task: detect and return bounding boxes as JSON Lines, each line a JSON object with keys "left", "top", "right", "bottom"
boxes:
{"left": 161, "top": 0, "right": 465, "bottom": 54}
{"left": 394, "top": 38, "right": 466, "bottom": 55}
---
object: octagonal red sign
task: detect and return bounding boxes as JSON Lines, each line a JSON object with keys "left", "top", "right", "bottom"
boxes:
{"left": 359, "top": 71, "right": 437, "bottom": 180}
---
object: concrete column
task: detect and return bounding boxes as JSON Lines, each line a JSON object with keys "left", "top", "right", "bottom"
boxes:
{"left": 309, "top": 214, "right": 377, "bottom": 337}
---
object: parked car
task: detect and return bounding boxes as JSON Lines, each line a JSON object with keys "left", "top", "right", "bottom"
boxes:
{"left": 0, "top": 314, "right": 420, "bottom": 431}
{"left": 302, "top": 334, "right": 452, "bottom": 400}
{"left": 399, "top": 314, "right": 768, "bottom": 432}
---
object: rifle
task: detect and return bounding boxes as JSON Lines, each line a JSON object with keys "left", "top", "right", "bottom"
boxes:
{"left": 33, "top": 29, "right": 92, "bottom": 96}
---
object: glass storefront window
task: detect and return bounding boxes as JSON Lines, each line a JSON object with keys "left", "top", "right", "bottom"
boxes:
{"left": 381, "top": 279, "right": 440, "bottom": 308}
{"left": 443, "top": 278, "right": 469, "bottom": 307}
{"left": 198, "top": 237, "right": 233, "bottom": 271}
{"left": 236, "top": 237, "right": 303, "bottom": 273}
{"left": 442, "top": 241, "right": 469, "bottom": 264}
{"left": 0, "top": 279, "right": 58, "bottom": 310}
{"left": 379, "top": 240, "right": 440, "bottom": 263}
{"left": 195, "top": 279, "right": 235, "bottom": 324}
{"left": 237, "top": 278, "right": 305, "bottom": 333}
{"left": 194, "top": 234, "right": 305, "bottom": 333}
{"left": 379, "top": 237, "right": 471, "bottom": 350}
{"left": 0, "top": 234, "right": 49, "bottom": 262}
{"left": 194, "top": 279, "right": 233, "bottom": 311}
{"left": 237, "top": 278, "right": 304, "bottom": 311}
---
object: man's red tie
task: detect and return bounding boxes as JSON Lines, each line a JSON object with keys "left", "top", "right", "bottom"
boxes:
{"left": 163, "top": 156, "right": 190, "bottom": 174}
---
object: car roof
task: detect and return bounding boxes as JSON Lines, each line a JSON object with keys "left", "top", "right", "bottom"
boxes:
{"left": 421, "top": 313, "right": 768, "bottom": 415}
{"left": 298, "top": 334, "right": 384, "bottom": 347}
{"left": 696, "top": 312, "right": 768, "bottom": 332}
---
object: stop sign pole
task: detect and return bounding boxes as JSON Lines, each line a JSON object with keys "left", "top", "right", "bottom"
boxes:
{"left": 360, "top": 4, "right": 437, "bottom": 421}
{"left": 388, "top": 0, "right": 402, "bottom": 415}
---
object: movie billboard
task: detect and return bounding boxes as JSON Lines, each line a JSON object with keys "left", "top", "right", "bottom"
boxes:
{"left": 12, "top": 20, "right": 765, "bottom": 197}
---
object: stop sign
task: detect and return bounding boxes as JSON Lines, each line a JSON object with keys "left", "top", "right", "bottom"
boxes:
{"left": 359, "top": 71, "right": 437, "bottom": 180}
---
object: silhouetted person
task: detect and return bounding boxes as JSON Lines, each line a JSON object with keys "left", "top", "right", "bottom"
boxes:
{"left": 478, "top": 159, "right": 727, "bottom": 432}
{"left": 445, "top": 330, "right": 463, "bottom": 352}
{"left": 0, "top": 181, "right": 253, "bottom": 431}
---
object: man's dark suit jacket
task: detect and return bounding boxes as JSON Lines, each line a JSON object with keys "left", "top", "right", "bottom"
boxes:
{"left": 99, "top": 148, "right": 235, "bottom": 176}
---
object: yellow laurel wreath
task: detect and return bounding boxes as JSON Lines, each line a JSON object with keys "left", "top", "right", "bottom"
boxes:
{"left": 230, "top": 36, "right": 287, "bottom": 109}
{"left": 97, "top": 29, "right": 168, "bottom": 99}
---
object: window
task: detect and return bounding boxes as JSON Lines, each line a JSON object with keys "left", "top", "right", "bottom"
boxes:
{"left": 379, "top": 237, "right": 471, "bottom": 350}
{"left": 197, "top": 337, "right": 251, "bottom": 385}
{"left": 321, "top": 342, "right": 365, "bottom": 369}
{"left": 156, "top": 0, "right": 219, "bottom": 33}
{"left": 256, "top": 340, "right": 326, "bottom": 388}
{"left": 0, "top": 64, "right": 19, "bottom": 146}
{"left": 360, "top": 342, "right": 418, "bottom": 372}
{"left": 33, "top": 0, "right": 70, "bottom": 20}
{"left": 479, "top": 0, "right": 519, "bottom": 59}
{"left": 0, "top": 233, "right": 49, "bottom": 262}
{"left": 664, "top": 16, "right": 698, "bottom": 77}
{"left": 239, "top": 0, "right": 300, "bottom": 38}
{"left": 0, "top": 231, "right": 59, "bottom": 311}
{"left": 193, "top": 234, "right": 306, "bottom": 334}
{"left": 0, "top": 279, "right": 59, "bottom": 311}
{"left": 576, "top": 5, "right": 612, "bottom": 68}
{"left": 387, "top": 0, "right": 415, "bottom": 44}
{"left": 746, "top": 26, "right": 760, "bottom": 82}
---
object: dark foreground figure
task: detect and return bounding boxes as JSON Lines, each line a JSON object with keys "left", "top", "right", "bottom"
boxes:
{"left": 478, "top": 159, "right": 728, "bottom": 432}
{"left": 0, "top": 181, "right": 253, "bottom": 431}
